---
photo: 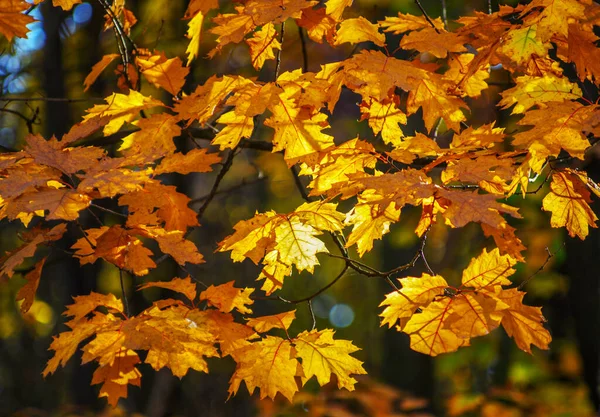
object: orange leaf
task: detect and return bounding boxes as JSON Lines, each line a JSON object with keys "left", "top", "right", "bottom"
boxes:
{"left": 199, "top": 281, "right": 254, "bottom": 314}
{"left": 84, "top": 54, "right": 120, "bottom": 92}
{"left": 138, "top": 276, "right": 198, "bottom": 302}
{"left": 155, "top": 148, "right": 221, "bottom": 175}
{"left": 0, "top": 0, "right": 34, "bottom": 41}
{"left": 16, "top": 256, "right": 46, "bottom": 314}
{"left": 136, "top": 53, "right": 190, "bottom": 96}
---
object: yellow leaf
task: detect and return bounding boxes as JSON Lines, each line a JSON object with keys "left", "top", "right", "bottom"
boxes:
{"left": 334, "top": 17, "right": 385, "bottom": 47}
{"left": 496, "top": 288, "right": 551, "bottom": 353}
{"left": 185, "top": 11, "right": 204, "bottom": 66}
{"left": 246, "top": 310, "right": 296, "bottom": 332}
{"left": 246, "top": 23, "right": 281, "bottom": 70}
{"left": 403, "top": 298, "right": 468, "bottom": 356}
{"left": 360, "top": 97, "right": 406, "bottom": 146}
{"left": 82, "top": 90, "right": 164, "bottom": 136}
{"left": 446, "top": 293, "right": 507, "bottom": 339}
{"left": 498, "top": 24, "right": 549, "bottom": 66}
{"left": 211, "top": 111, "right": 254, "bottom": 150}
{"left": 294, "top": 329, "right": 366, "bottom": 390}
{"left": 119, "top": 114, "right": 180, "bottom": 163}
{"left": 199, "top": 281, "right": 254, "bottom": 314}
{"left": 379, "top": 12, "right": 443, "bottom": 34}
{"left": 134, "top": 226, "right": 204, "bottom": 266}
{"left": 379, "top": 274, "right": 448, "bottom": 328}
{"left": 136, "top": 53, "right": 190, "bottom": 96}
{"left": 229, "top": 336, "right": 302, "bottom": 401}
{"left": 460, "top": 248, "right": 517, "bottom": 289}
{"left": 407, "top": 77, "right": 467, "bottom": 132}
{"left": 499, "top": 75, "right": 582, "bottom": 114}
{"left": 324, "top": 0, "right": 353, "bottom": 21}
{"left": 542, "top": 170, "right": 598, "bottom": 239}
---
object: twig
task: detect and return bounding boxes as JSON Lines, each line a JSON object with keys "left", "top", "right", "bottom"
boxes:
{"left": 197, "top": 148, "right": 238, "bottom": 221}
{"left": 279, "top": 265, "right": 349, "bottom": 304}
{"left": 518, "top": 244, "right": 565, "bottom": 290}
{"left": 488, "top": 0, "right": 493, "bottom": 14}
{"left": 190, "top": 174, "right": 267, "bottom": 205}
{"left": 307, "top": 300, "right": 316, "bottom": 330}
{"left": 0, "top": 107, "right": 38, "bottom": 133}
{"left": 90, "top": 203, "right": 128, "bottom": 218}
{"left": 275, "top": 22, "right": 285, "bottom": 81}
{"left": 440, "top": 0, "right": 448, "bottom": 29}
{"left": 298, "top": 26, "right": 308, "bottom": 73}
{"left": 0, "top": 96, "right": 104, "bottom": 102}
{"left": 119, "top": 269, "right": 131, "bottom": 317}
{"left": 414, "top": 0, "right": 441, "bottom": 34}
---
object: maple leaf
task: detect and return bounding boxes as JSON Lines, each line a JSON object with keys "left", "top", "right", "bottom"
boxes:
{"left": 399, "top": 28, "right": 466, "bottom": 58}
{"left": 229, "top": 336, "right": 302, "bottom": 401}
{"left": 265, "top": 93, "right": 334, "bottom": 165}
{"left": 134, "top": 225, "right": 204, "bottom": 266}
{"left": 91, "top": 349, "right": 141, "bottom": 407}
{"left": 324, "top": 0, "right": 353, "bottom": 21}
{"left": 118, "top": 114, "right": 180, "bottom": 163}
{"left": 246, "top": 23, "right": 281, "bottom": 70}
{"left": 498, "top": 75, "right": 582, "bottom": 114}
{"left": 199, "top": 281, "right": 254, "bottom": 314}
{"left": 136, "top": 52, "right": 190, "bottom": 96}
{"left": 84, "top": 54, "right": 120, "bottom": 92}
{"left": 0, "top": 224, "right": 66, "bottom": 279}
{"left": 7, "top": 188, "right": 92, "bottom": 222}
{"left": 334, "top": 17, "right": 385, "bottom": 47}
{"left": 520, "top": 0, "right": 587, "bottom": 42}
{"left": 185, "top": 11, "right": 205, "bottom": 66}
{"left": 154, "top": 148, "right": 221, "bottom": 175}
{"left": 294, "top": 329, "right": 366, "bottom": 390}
{"left": 82, "top": 90, "right": 164, "bottom": 136}
{"left": 379, "top": 12, "right": 444, "bottom": 34}
{"left": 246, "top": 310, "right": 296, "bottom": 333}
{"left": 494, "top": 288, "right": 551, "bottom": 353}
{"left": 402, "top": 298, "right": 468, "bottom": 356}
{"left": 542, "top": 170, "right": 598, "bottom": 239}
{"left": 297, "top": 7, "right": 336, "bottom": 43}
{"left": 568, "top": 23, "right": 600, "bottom": 84}
{"left": 498, "top": 25, "right": 550, "bottom": 67}
{"left": 16, "top": 257, "right": 46, "bottom": 314}
{"left": 0, "top": 0, "right": 34, "bottom": 41}
{"left": 379, "top": 274, "right": 448, "bottom": 328}
{"left": 73, "top": 225, "right": 156, "bottom": 276}
{"left": 118, "top": 182, "right": 199, "bottom": 232}
{"left": 360, "top": 97, "right": 406, "bottom": 146}
{"left": 24, "top": 134, "right": 105, "bottom": 175}
{"left": 138, "top": 276, "right": 197, "bottom": 302}
{"left": 218, "top": 201, "right": 344, "bottom": 294}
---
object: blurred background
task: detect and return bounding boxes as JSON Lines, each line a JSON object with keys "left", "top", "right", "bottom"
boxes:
{"left": 0, "top": 0, "right": 598, "bottom": 416}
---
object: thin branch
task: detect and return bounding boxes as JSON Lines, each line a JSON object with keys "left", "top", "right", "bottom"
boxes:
{"left": 0, "top": 96, "right": 104, "bottom": 102}
{"left": 119, "top": 269, "right": 131, "bottom": 317}
{"left": 275, "top": 22, "right": 285, "bottom": 81}
{"left": 440, "top": 0, "right": 448, "bottom": 29}
{"left": 518, "top": 244, "right": 565, "bottom": 290}
{"left": 90, "top": 203, "right": 128, "bottom": 218}
{"left": 307, "top": 300, "right": 317, "bottom": 330}
{"left": 0, "top": 107, "right": 38, "bottom": 133}
{"left": 414, "top": 0, "right": 441, "bottom": 33}
{"left": 197, "top": 148, "right": 238, "bottom": 221}
{"left": 279, "top": 265, "right": 349, "bottom": 304}
{"left": 190, "top": 174, "right": 267, "bottom": 205}
{"left": 488, "top": 0, "right": 493, "bottom": 14}
{"left": 298, "top": 26, "right": 309, "bottom": 73}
